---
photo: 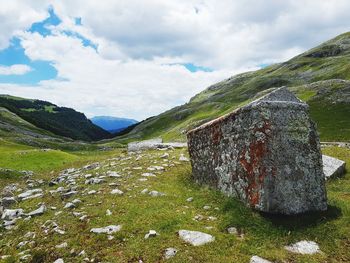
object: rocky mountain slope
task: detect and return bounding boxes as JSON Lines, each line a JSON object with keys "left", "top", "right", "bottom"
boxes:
{"left": 119, "top": 32, "right": 350, "bottom": 142}
{"left": 0, "top": 95, "right": 111, "bottom": 141}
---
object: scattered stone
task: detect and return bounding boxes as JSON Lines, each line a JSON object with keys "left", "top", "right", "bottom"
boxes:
{"left": 147, "top": 166, "right": 164, "bottom": 171}
{"left": 179, "top": 154, "right": 189, "bottom": 162}
{"left": 186, "top": 197, "right": 193, "bottom": 202}
{"left": 18, "top": 188, "right": 43, "bottom": 201}
{"left": 53, "top": 259, "right": 64, "bottom": 263}
{"left": 56, "top": 242, "right": 68, "bottom": 249}
{"left": 90, "top": 225, "right": 122, "bottom": 234}
{"left": 144, "top": 230, "right": 158, "bottom": 239}
{"left": 149, "top": 191, "right": 165, "bottom": 197}
{"left": 88, "top": 190, "right": 97, "bottom": 195}
{"left": 1, "top": 208, "right": 23, "bottom": 220}
{"left": 193, "top": 215, "right": 204, "bottom": 221}
{"left": 250, "top": 255, "right": 272, "bottom": 263}
{"left": 284, "top": 240, "right": 320, "bottom": 254}
{"left": 187, "top": 87, "right": 327, "bottom": 215}
{"left": 110, "top": 189, "right": 124, "bottom": 195}
{"left": 79, "top": 215, "right": 88, "bottom": 221}
{"left": 323, "top": 155, "right": 346, "bottom": 179}
{"left": 203, "top": 205, "right": 211, "bottom": 210}
{"left": 141, "top": 189, "right": 149, "bottom": 194}
{"left": 61, "top": 191, "right": 78, "bottom": 199}
{"left": 85, "top": 178, "right": 104, "bottom": 185}
{"left": 164, "top": 247, "right": 177, "bottom": 259}
{"left": 160, "top": 153, "right": 169, "bottom": 158}
{"left": 107, "top": 171, "right": 122, "bottom": 178}
{"left": 178, "top": 230, "right": 215, "bottom": 246}
{"left": 227, "top": 227, "right": 238, "bottom": 235}
{"left": 106, "top": 209, "right": 112, "bottom": 216}
{"left": 141, "top": 172, "right": 156, "bottom": 177}
{"left": 26, "top": 204, "right": 46, "bottom": 217}
{"left": 64, "top": 202, "right": 75, "bottom": 209}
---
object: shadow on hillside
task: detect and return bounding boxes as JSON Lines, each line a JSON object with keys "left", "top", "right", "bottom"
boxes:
{"left": 260, "top": 205, "right": 342, "bottom": 230}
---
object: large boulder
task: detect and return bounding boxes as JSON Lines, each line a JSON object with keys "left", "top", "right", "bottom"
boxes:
{"left": 187, "top": 87, "right": 327, "bottom": 214}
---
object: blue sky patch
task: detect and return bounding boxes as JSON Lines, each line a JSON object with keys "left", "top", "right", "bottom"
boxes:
{"left": 29, "top": 7, "right": 61, "bottom": 36}
{"left": 75, "top": 17, "right": 82, "bottom": 26}
{"left": 0, "top": 37, "right": 57, "bottom": 85}
{"left": 166, "top": 63, "right": 213, "bottom": 72}
{"left": 62, "top": 30, "right": 97, "bottom": 50}
{"left": 182, "top": 63, "right": 213, "bottom": 72}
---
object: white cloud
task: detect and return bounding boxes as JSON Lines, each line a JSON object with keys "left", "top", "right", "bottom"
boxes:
{"left": 0, "top": 0, "right": 350, "bottom": 120}
{"left": 0, "top": 64, "right": 32, "bottom": 75}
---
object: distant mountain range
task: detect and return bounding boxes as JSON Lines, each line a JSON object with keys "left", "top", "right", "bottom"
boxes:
{"left": 90, "top": 116, "right": 138, "bottom": 134}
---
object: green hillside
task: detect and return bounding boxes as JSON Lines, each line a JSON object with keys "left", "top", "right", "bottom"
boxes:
{"left": 0, "top": 95, "right": 111, "bottom": 141}
{"left": 119, "top": 32, "right": 350, "bottom": 142}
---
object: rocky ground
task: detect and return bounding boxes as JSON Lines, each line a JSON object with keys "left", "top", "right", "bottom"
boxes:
{"left": 0, "top": 147, "right": 349, "bottom": 262}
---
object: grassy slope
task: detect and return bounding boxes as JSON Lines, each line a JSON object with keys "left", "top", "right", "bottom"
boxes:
{"left": 0, "top": 146, "right": 349, "bottom": 262}
{"left": 0, "top": 95, "right": 111, "bottom": 141}
{"left": 117, "top": 32, "right": 350, "bottom": 143}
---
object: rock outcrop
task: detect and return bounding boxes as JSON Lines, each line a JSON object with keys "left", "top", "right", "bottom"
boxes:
{"left": 187, "top": 87, "right": 327, "bottom": 214}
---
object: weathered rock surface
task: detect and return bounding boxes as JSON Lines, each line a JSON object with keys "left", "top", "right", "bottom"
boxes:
{"left": 1, "top": 208, "right": 23, "bottom": 220}
{"left": 90, "top": 225, "right": 122, "bottom": 234}
{"left": 284, "top": 240, "right": 320, "bottom": 254}
{"left": 164, "top": 248, "right": 177, "bottom": 259}
{"left": 18, "top": 188, "right": 43, "bottom": 201}
{"left": 323, "top": 155, "right": 346, "bottom": 179}
{"left": 250, "top": 255, "right": 272, "bottom": 263}
{"left": 178, "top": 230, "right": 214, "bottom": 246}
{"left": 187, "top": 87, "right": 327, "bottom": 214}
{"left": 26, "top": 204, "right": 46, "bottom": 217}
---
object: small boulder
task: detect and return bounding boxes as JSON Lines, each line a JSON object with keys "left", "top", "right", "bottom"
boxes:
{"left": 323, "top": 155, "right": 346, "bottom": 179}
{"left": 144, "top": 230, "right": 158, "bottom": 239}
{"left": 1, "top": 208, "right": 24, "bottom": 220}
{"left": 26, "top": 204, "right": 46, "bottom": 217}
{"left": 284, "top": 240, "right": 320, "bottom": 254}
{"left": 250, "top": 255, "right": 272, "bottom": 263}
{"left": 90, "top": 225, "right": 122, "bottom": 234}
{"left": 178, "top": 230, "right": 214, "bottom": 246}
{"left": 164, "top": 247, "right": 177, "bottom": 259}
{"left": 110, "top": 189, "right": 124, "bottom": 195}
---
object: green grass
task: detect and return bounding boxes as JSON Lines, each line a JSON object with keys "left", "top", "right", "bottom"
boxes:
{"left": 309, "top": 102, "right": 350, "bottom": 141}
{"left": 0, "top": 146, "right": 349, "bottom": 262}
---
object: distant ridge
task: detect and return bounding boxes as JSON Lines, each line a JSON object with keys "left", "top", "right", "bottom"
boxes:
{"left": 91, "top": 116, "right": 138, "bottom": 134}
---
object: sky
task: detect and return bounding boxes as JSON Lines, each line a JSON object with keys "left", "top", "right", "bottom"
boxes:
{"left": 0, "top": 1, "right": 349, "bottom": 120}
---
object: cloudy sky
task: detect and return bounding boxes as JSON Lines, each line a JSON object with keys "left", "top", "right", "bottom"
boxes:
{"left": 0, "top": 0, "right": 349, "bottom": 120}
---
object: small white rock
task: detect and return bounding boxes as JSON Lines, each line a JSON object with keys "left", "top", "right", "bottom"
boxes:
{"left": 178, "top": 230, "right": 214, "bottom": 246}
{"left": 110, "top": 189, "right": 124, "bottom": 195}
{"left": 90, "top": 225, "right": 122, "bottom": 234}
{"left": 250, "top": 255, "right": 272, "bottom": 263}
{"left": 284, "top": 240, "right": 320, "bottom": 254}
{"left": 164, "top": 247, "right": 177, "bottom": 259}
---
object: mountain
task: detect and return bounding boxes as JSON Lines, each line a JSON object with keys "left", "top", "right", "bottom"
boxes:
{"left": 90, "top": 116, "right": 138, "bottom": 133}
{"left": 0, "top": 95, "right": 111, "bottom": 141}
{"left": 118, "top": 32, "right": 350, "bottom": 142}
